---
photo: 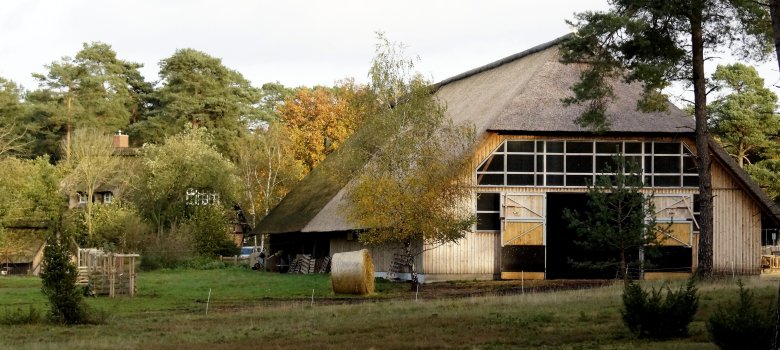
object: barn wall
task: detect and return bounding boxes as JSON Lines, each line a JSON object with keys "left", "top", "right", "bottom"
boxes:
{"left": 421, "top": 231, "right": 501, "bottom": 277}
{"left": 329, "top": 237, "right": 423, "bottom": 275}
{"left": 712, "top": 160, "right": 762, "bottom": 274}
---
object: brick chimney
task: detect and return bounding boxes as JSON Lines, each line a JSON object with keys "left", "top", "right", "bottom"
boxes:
{"left": 113, "top": 130, "right": 129, "bottom": 148}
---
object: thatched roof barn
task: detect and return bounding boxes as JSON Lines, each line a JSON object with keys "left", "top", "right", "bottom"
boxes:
{"left": 259, "top": 36, "right": 780, "bottom": 281}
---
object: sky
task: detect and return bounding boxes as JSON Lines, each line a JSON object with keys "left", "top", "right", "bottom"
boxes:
{"left": 1, "top": 0, "right": 778, "bottom": 102}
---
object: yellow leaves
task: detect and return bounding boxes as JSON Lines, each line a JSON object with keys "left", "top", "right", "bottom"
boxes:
{"left": 278, "top": 85, "right": 365, "bottom": 171}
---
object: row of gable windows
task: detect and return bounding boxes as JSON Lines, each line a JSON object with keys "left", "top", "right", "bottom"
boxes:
{"left": 78, "top": 191, "right": 113, "bottom": 205}
{"left": 476, "top": 140, "right": 698, "bottom": 188}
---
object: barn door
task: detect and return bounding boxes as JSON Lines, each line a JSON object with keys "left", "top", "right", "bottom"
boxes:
{"left": 501, "top": 193, "right": 546, "bottom": 279}
{"left": 647, "top": 194, "right": 696, "bottom": 274}
{"left": 652, "top": 195, "right": 696, "bottom": 247}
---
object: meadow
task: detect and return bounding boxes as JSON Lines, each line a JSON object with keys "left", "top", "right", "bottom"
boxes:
{"left": 0, "top": 268, "right": 776, "bottom": 349}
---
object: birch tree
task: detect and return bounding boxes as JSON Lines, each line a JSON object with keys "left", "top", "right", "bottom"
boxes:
{"left": 342, "top": 34, "right": 476, "bottom": 286}
{"left": 60, "top": 128, "right": 122, "bottom": 242}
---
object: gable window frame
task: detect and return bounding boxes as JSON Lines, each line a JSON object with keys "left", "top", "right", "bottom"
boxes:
{"left": 476, "top": 139, "right": 698, "bottom": 188}
{"left": 476, "top": 192, "right": 501, "bottom": 232}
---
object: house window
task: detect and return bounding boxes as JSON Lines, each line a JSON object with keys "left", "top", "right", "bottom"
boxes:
{"left": 476, "top": 193, "right": 501, "bottom": 231}
{"left": 103, "top": 192, "right": 113, "bottom": 204}
{"left": 476, "top": 140, "right": 698, "bottom": 188}
{"left": 186, "top": 188, "right": 220, "bottom": 205}
{"left": 78, "top": 193, "right": 88, "bottom": 204}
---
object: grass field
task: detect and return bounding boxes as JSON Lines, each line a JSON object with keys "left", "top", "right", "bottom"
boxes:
{"left": 0, "top": 267, "right": 776, "bottom": 349}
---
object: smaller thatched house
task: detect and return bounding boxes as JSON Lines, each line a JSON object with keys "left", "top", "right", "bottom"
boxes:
{"left": 259, "top": 36, "right": 780, "bottom": 281}
{"left": 1, "top": 218, "right": 47, "bottom": 276}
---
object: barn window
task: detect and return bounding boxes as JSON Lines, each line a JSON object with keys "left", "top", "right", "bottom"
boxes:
{"left": 476, "top": 140, "right": 699, "bottom": 188}
{"left": 476, "top": 193, "right": 501, "bottom": 231}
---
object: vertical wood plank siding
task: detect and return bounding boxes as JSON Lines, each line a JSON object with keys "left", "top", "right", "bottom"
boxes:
{"left": 329, "top": 238, "right": 423, "bottom": 273}
{"left": 712, "top": 161, "right": 761, "bottom": 274}
{"left": 422, "top": 231, "right": 501, "bottom": 275}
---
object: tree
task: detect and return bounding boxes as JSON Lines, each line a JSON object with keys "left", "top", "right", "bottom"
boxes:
{"left": 0, "top": 78, "right": 29, "bottom": 157}
{"left": 136, "top": 49, "right": 261, "bottom": 154}
{"left": 40, "top": 228, "right": 88, "bottom": 325}
{"left": 59, "top": 128, "right": 122, "bottom": 243}
{"left": 709, "top": 63, "right": 780, "bottom": 168}
{"left": 131, "top": 128, "right": 238, "bottom": 236}
{"left": 32, "top": 43, "right": 148, "bottom": 159}
{"left": 278, "top": 82, "right": 366, "bottom": 171}
{"left": 233, "top": 122, "right": 305, "bottom": 230}
{"left": 342, "top": 34, "right": 476, "bottom": 286}
{"left": 564, "top": 155, "right": 664, "bottom": 279}
{"left": 561, "top": 1, "right": 772, "bottom": 277}
{"left": 747, "top": 159, "right": 780, "bottom": 200}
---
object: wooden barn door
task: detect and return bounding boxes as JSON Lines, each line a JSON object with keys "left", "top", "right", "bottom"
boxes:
{"left": 646, "top": 194, "right": 697, "bottom": 277}
{"left": 501, "top": 193, "right": 546, "bottom": 279}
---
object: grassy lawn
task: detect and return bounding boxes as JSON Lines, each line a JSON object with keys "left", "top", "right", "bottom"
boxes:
{"left": 0, "top": 268, "right": 776, "bottom": 349}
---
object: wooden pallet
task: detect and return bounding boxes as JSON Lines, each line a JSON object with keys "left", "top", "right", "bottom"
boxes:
{"left": 317, "top": 256, "right": 331, "bottom": 273}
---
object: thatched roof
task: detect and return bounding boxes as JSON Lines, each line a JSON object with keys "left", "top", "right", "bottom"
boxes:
{"left": 258, "top": 35, "right": 774, "bottom": 234}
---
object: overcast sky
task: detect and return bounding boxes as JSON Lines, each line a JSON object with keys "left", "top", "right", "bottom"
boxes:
{"left": 2, "top": 0, "right": 778, "bottom": 102}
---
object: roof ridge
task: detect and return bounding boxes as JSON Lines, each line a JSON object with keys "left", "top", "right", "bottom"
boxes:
{"left": 433, "top": 33, "right": 573, "bottom": 90}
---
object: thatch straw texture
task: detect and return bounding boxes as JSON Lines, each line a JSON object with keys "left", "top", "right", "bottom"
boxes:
{"left": 331, "top": 249, "right": 374, "bottom": 295}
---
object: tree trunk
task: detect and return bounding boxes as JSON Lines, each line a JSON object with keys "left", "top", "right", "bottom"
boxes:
{"left": 620, "top": 250, "right": 627, "bottom": 280}
{"left": 691, "top": 9, "right": 714, "bottom": 278}
{"left": 771, "top": 0, "right": 780, "bottom": 73}
{"left": 404, "top": 240, "right": 419, "bottom": 288}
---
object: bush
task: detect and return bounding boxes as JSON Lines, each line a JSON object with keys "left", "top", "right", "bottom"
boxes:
{"left": 0, "top": 306, "right": 42, "bottom": 325}
{"left": 622, "top": 277, "right": 699, "bottom": 338}
{"left": 707, "top": 280, "right": 775, "bottom": 350}
{"left": 139, "top": 230, "right": 195, "bottom": 271}
{"left": 185, "top": 205, "right": 239, "bottom": 257}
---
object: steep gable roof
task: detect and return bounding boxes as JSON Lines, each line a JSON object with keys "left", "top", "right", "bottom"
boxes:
{"left": 258, "top": 35, "right": 774, "bottom": 234}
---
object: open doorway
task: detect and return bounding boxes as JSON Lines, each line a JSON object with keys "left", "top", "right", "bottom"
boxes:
{"left": 546, "top": 192, "right": 627, "bottom": 279}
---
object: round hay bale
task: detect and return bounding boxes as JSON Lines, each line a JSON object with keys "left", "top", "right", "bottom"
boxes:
{"left": 331, "top": 249, "right": 374, "bottom": 295}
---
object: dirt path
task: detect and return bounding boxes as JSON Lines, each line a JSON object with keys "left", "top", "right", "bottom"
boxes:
{"left": 205, "top": 279, "right": 616, "bottom": 310}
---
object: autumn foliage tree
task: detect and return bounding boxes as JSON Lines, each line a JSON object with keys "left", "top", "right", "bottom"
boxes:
{"left": 233, "top": 122, "right": 306, "bottom": 229}
{"left": 343, "top": 34, "right": 475, "bottom": 286}
{"left": 278, "top": 82, "right": 366, "bottom": 171}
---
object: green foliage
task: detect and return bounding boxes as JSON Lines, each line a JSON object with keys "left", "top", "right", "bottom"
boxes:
{"left": 30, "top": 42, "right": 149, "bottom": 160}
{"left": 233, "top": 122, "right": 306, "bottom": 228}
{"left": 709, "top": 63, "right": 780, "bottom": 168}
{"left": 343, "top": 33, "right": 475, "bottom": 285}
{"left": 64, "top": 202, "right": 149, "bottom": 252}
{"left": 747, "top": 159, "right": 780, "bottom": 201}
{"left": 561, "top": 1, "right": 771, "bottom": 130}
{"left": 622, "top": 278, "right": 699, "bottom": 339}
{"left": 40, "top": 230, "right": 89, "bottom": 325}
{"left": 139, "top": 229, "right": 194, "bottom": 271}
{"left": 131, "top": 128, "right": 238, "bottom": 234}
{"left": 0, "top": 306, "right": 42, "bottom": 325}
{"left": 0, "top": 156, "right": 62, "bottom": 256}
{"left": 0, "top": 78, "right": 30, "bottom": 157}
{"left": 60, "top": 128, "right": 124, "bottom": 242}
{"left": 185, "top": 205, "right": 238, "bottom": 257}
{"left": 707, "top": 280, "right": 775, "bottom": 350}
{"left": 133, "top": 48, "right": 260, "bottom": 154}
{"left": 564, "top": 155, "right": 663, "bottom": 278}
